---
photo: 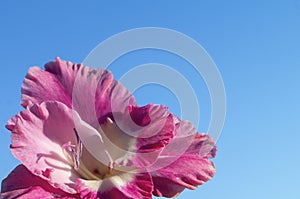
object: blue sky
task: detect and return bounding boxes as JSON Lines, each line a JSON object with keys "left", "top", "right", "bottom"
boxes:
{"left": 0, "top": 1, "right": 300, "bottom": 198}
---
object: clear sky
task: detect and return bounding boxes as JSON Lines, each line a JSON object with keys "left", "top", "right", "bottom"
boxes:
{"left": 0, "top": 1, "right": 300, "bottom": 199}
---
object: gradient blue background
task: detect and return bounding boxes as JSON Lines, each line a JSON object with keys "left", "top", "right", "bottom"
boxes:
{"left": 1, "top": 1, "right": 300, "bottom": 198}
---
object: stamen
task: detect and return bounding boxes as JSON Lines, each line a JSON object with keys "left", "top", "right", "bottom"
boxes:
{"left": 74, "top": 128, "right": 80, "bottom": 142}
{"left": 73, "top": 149, "right": 80, "bottom": 169}
{"left": 62, "top": 142, "right": 79, "bottom": 169}
{"left": 107, "top": 162, "right": 112, "bottom": 174}
{"left": 106, "top": 117, "right": 114, "bottom": 124}
{"left": 74, "top": 128, "right": 83, "bottom": 157}
{"left": 61, "top": 128, "right": 83, "bottom": 170}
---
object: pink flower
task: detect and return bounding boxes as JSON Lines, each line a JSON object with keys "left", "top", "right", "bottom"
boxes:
{"left": 1, "top": 58, "right": 217, "bottom": 199}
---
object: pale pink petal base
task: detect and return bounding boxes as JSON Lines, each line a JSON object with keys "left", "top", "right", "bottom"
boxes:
{"left": 76, "top": 172, "right": 153, "bottom": 199}
{"left": 1, "top": 165, "right": 79, "bottom": 199}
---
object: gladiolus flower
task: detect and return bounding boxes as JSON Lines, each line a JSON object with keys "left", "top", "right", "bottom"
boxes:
{"left": 1, "top": 58, "right": 216, "bottom": 199}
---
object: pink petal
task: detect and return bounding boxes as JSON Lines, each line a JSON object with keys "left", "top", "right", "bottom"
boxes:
{"left": 128, "top": 105, "right": 152, "bottom": 126}
{"left": 21, "top": 58, "right": 82, "bottom": 108}
{"left": 151, "top": 177, "right": 185, "bottom": 198}
{"left": 185, "top": 133, "right": 217, "bottom": 158}
{"left": 133, "top": 105, "right": 174, "bottom": 153}
{"left": 44, "top": 58, "right": 81, "bottom": 99}
{"left": 151, "top": 155, "right": 216, "bottom": 197}
{"left": 22, "top": 58, "right": 136, "bottom": 128}
{"left": 149, "top": 120, "right": 217, "bottom": 197}
{"left": 146, "top": 119, "right": 197, "bottom": 171}
{"left": 1, "top": 164, "right": 79, "bottom": 199}
{"left": 7, "top": 101, "right": 81, "bottom": 193}
{"left": 111, "top": 104, "right": 175, "bottom": 168}
{"left": 21, "top": 66, "right": 72, "bottom": 108}
{"left": 76, "top": 172, "right": 153, "bottom": 199}
{"left": 72, "top": 65, "right": 136, "bottom": 128}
